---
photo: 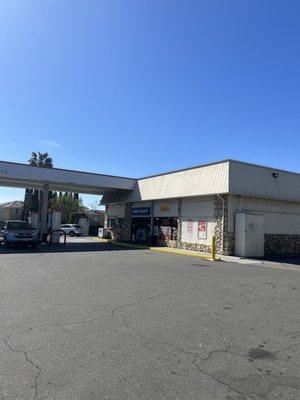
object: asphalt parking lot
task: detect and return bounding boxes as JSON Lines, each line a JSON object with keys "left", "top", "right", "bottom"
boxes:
{"left": 0, "top": 242, "right": 299, "bottom": 400}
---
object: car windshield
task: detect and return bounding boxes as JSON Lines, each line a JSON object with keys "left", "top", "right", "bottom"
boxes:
{"left": 6, "top": 221, "right": 33, "bottom": 230}
{"left": 73, "top": 224, "right": 81, "bottom": 228}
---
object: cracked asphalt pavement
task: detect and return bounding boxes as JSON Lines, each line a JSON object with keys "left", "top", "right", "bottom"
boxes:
{"left": 0, "top": 242, "right": 299, "bottom": 399}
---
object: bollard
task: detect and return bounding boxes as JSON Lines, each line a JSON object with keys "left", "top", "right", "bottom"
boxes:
{"left": 211, "top": 235, "right": 216, "bottom": 261}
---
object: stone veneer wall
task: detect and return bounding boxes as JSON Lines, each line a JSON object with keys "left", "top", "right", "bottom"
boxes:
{"left": 160, "top": 240, "right": 211, "bottom": 253}
{"left": 223, "top": 233, "right": 235, "bottom": 256}
{"left": 177, "top": 199, "right": 182, "bottom": 241}
{"left": 104, "top": 203, "right": 132, "bottom": 241}
{"left": 265, "top": 234, "right": 300, "bottom": 255}
{"left": 148, "top": 201, "right": 155, "bottom": 245}
{"left": 159, "top": 199, "right": 216, "bottom": 253}
{"left": 154, "top": 195, "right": 235, "bottom": 255}
{"left": 160, "top": 195, "right": 234, "bottom": 255}
{"left": 120, "top": 202, "right": 132, "bottom": 241}
{"left": 104, "top": 205, "right": 109, "bottom": 228}
{"left": 213, "top": 195, "right": 234, "bottom": 255}
{"left": 110, "top": 196, "right": 237, "bottom": 255}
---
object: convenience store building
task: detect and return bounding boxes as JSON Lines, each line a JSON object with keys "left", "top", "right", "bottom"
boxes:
{"left": 102, "top": 159, "right": 300, "bottom": 257}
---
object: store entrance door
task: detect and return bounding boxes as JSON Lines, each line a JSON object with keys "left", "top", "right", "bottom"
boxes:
{"left": 131, "top": 217, "right": 151, "bottom": 244}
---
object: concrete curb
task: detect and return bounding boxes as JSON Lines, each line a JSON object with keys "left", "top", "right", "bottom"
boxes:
{"left": 93, "top": 238, "right": 113, "bottom": 244}
{"left": 93, "top": 237, "right": 216, "bottom": 260}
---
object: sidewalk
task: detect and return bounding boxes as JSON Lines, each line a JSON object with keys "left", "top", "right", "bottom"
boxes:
{"left": 94, "top": 238, "right": 213, "bottom": 260}
{"left": 93, "top": 238, "right": 300, "bottom": 270}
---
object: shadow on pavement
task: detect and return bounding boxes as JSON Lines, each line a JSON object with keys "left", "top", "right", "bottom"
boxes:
{"left": 0, "top": 242, "right": 145, "bottom": 254}
{"left": 263, "top": 255, "right": 300, "bottom": 266}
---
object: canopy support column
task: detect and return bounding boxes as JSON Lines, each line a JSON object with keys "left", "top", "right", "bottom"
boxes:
{"left": 40, "top": 184, "right": 49, "bottom": 238}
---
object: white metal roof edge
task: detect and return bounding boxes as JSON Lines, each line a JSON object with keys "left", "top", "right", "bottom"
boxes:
{"left": 0, "top": 159, "right": 136, "bottom": 181}
{"left": 2, "top": 158, "right": 299, "bottom": 181}
{"left": 138, "top": 159, "right": 300, "bottom": 180}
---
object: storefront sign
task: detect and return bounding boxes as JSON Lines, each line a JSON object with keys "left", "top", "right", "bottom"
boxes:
{"left": 131, "top": 207, "right": 150, "bottom": 216}
{"left": 187, "top": 219, "right": 194, "bottom": 234}
{"left": 159, "top": 205, "right": 170, "bottom": 212}
{"left": 198, "top": 219, "right": 207, "bottom": 239}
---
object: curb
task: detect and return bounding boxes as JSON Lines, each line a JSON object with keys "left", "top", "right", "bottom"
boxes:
{"left": 149, "top": 246, "right": 214, "bottom": 260}
{"left": 93, "top": 237, "right": 217, "bottom": 260}
{"left": 93, "top": 237, "right": 113, "bottom": 243}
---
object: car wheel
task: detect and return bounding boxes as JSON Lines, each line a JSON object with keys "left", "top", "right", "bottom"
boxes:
{"left": 69, "top": 231, "right": 75, "bottom": 237}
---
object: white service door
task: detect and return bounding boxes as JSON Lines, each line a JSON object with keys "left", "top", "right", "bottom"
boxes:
{"left": 245, "top": 214, "right": 264, "bottom": 257}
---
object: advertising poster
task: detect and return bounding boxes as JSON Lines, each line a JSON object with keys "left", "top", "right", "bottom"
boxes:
{"left": 187, "top": 219, "right": 193, "bottom": 234}
{"left": 198, "top": 218, "right": 207, "bottom": 239}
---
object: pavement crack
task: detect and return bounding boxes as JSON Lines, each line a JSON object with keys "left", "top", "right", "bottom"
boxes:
{"left": 1, "top": 337, "right": 41, "bottom": 400}
{"left": 192, "top": 358, "right": 256, "bottom": 400}
{"left": 110, "top": 285, "right": 202, "bottom": 318}
{"left": 13, "top": 285, "right": 202, "bottom": 339}
{"left": 202, "top": 341, "right": 233, "bottom": 362}
{"left": 122, "top": 314, "right": 255, "bottom": 400}
{"left": 273, "top": 342, "right": 300, "bottom": 354}
{"left": 122, "top": 313, "right": 192, "bottom": 356}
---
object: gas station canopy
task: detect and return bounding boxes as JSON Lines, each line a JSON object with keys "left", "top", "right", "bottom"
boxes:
{"left": 0, "top": 160, "right": 136, "bottom": 195}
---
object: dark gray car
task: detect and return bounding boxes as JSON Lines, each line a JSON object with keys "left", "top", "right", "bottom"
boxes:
{"left": 0, "top": 220, "right": 39, "bottom": 248}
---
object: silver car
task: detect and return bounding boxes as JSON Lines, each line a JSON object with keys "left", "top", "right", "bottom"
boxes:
{"left": 0, "top": 220, "right": 39, "bottom": 248}
{"left": 60, "top": 224, "right": 83, "bottom": 237}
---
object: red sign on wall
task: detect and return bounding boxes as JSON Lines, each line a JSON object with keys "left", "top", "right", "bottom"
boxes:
{"left": 198, "top": 219, "right": 207, "bottom": 239}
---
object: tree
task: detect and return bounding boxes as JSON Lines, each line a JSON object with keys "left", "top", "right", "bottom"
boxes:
{"left": 28, "top": 152, "right": 53, "bottom": 168}
{"left": 49, "top": 195, "right": 85, "bottom": 224}
{"left": 22, "top": 152, "right": 83, "bottom": 224}
{"left": 22, "top": 152, "right": 54, "bottom": 220}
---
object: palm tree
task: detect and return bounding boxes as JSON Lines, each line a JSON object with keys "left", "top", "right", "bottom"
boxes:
{"left": 28, "top": 152, "right": 53, "bottom": 168}
{"left": 22, "top": 152, "right": 54, "bottom": 220}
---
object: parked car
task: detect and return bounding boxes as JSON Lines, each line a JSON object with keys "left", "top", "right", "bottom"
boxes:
{"left": 0, "top": 220, "right": 39, "bottom": 248}
{"left": 60, "top": 224, "right": 83, "bottom": 237}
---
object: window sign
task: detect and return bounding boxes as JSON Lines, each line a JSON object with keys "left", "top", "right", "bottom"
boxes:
{"left": 198, "top": 218, "right": 207, "bottom": 239}
{"left": 131, "top": 207, "right": 150, "bottom": 216}
{"left": 187, "top": 219, "right": 194, "bottom": 234}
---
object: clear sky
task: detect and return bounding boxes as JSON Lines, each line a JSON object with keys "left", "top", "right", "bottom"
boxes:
{"left": 0, "top": 1, "right": 299, "bottom": 206}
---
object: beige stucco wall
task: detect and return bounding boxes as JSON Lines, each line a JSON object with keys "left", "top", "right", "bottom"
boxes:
{"left": 154, "top": 200, "right": 178, "bottom": 217}
{"left": 228, "top": 195, "right": 300, "bottom": 235}
{"left": 181, "top": 197, "right": 215, "bottom": 245}
{"left": 107, "top": 203, "right": 125, "bottom": 218}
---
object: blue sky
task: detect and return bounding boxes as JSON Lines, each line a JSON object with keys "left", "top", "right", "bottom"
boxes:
{"left": 0, "top": 0, "right": 299, "bottom": 206}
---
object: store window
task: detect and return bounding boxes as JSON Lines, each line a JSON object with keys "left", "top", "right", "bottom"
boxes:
{"left": 153, "top": 217, "right": 178, "bottom": 242}
{"left": 131, "top": 217, "right": 151, "bottom": 243}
